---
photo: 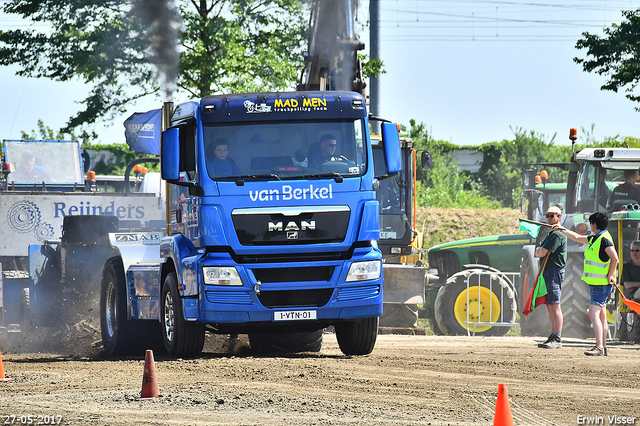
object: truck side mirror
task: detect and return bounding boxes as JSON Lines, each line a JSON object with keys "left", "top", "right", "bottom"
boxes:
{"left": 381, "top": 122, "right": 401, "bottom": 174}
{"left": 161, "top": 128, "right": 180, "bottom": 181}
{"left": 421, "top": 151, "right": 432, "bottom": 169}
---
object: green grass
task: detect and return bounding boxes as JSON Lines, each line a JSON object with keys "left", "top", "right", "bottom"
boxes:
{"left": 415, "top": 317, "right": 521, "bottom": 336}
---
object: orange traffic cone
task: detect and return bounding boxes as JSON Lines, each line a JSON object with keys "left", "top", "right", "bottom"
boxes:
{"left": 0, "top": 348, "right": 12, "bottom": 382}
{"left": 493, "top": 383, "right": 514, "bottom": 426}
{"left": 137, "top": 350, "right": 159, "bottom": 400}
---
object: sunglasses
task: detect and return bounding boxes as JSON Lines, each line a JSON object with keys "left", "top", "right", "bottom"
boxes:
{"left": 632, "top": 249, "right": 640, "bottom": 253}
{"left": 545, "top": 214, "right": 557, "bottom": 218}
{"left": 328, "top": 144, "right": 337, "bottom": 148}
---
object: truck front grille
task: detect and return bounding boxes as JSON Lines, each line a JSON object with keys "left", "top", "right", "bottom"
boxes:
{"left": 252, "top": 266, "right": 334, "bottom": 283}
{"left": 257, "top": 289, "right": 334, "bottom": 308}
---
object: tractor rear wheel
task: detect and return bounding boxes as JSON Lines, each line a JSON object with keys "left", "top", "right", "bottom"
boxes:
{"left": 559, "top": 253, "right": 591, "bottom": 339}
{"left": 518, "top": 246, "right": 550, "bottom": 336}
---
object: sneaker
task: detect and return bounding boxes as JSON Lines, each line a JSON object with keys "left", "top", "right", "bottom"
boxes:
{"left": 584, "top": 345, "right": 604, "bottom": 356}
{"left": 537, "top": 334, "right": 555, "bottom": 348}
{"left": 538, "top": 335, "right": 561, "bottom": 349}
{"left": 541, "top": 339, "right": 562, "bottom": 349}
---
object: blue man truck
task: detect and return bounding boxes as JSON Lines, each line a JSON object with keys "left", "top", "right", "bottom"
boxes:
{"left": 98, "top": 92, "right": 401, "bottom": 358}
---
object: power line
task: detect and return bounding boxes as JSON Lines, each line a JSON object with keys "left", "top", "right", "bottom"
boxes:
{"left": 383, "top": 8, "right": 626, "bottom": 26}
{"left": 365, "top": 0, "right": 638, "bottom": 42}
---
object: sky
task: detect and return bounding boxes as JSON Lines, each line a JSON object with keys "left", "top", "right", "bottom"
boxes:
{"left": 0, "top": 0, "right": 639, "bottom": 147}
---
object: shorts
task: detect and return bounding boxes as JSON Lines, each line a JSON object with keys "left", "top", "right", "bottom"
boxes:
{"left": 543, "top": 267, "right": 564, "bottom": 304}
{"left": 589, "top": 284, "right": 612, "bottom": 307}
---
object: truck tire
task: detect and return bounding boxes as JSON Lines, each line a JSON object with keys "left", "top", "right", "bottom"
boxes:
{"left": 101, "top": 258, "right": 132, "bottom": 356}
{"left": 380, "top": 304, "right": 419, "bottom": 328}
{"left": 559, "top": 253, "right": 591, "bottom": 339}
{"left": 19, "top": 288, "right": 33, "bottom": 333}
{"left": 249, "top": 331, "right": 323, "bottom": 354}
{"left": 519, "top": 246, "right": 550, "bottom": 337}
{"left": 101, "top": 258, "right": 162, "bottom": 356}
{"left": 433, "top": 269, "right": 516, "bottom": 336}
{"left": 161, "top": 272, "right": 205, "bottom": 359}
{"left": 335, "top": 317, "right": 378, "bottom": 355}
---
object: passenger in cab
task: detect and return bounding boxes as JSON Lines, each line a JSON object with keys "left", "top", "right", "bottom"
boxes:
{"left": 608, "top": 169, "right": 640, "bottom": 211}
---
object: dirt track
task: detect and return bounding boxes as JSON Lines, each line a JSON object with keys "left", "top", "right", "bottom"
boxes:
{"left": 1, "top": 332, "right": 639, "bottom": 425}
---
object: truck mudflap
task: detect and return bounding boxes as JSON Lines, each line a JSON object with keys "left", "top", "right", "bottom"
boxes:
{"left": 126, "top": 266, "right": 161, "bottom": 320}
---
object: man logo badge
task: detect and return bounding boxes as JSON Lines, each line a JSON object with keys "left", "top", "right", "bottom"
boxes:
{"left": 268, "top": 221, "right": 315, "bottom": 232}
{"left": 287, "top": 231, "right": 298, "bottom": 239}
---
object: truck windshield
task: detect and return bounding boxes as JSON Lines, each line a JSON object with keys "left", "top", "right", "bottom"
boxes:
{"left": 4, "top": 140, "right": 83, "bottom": 184}
{"left": 203, "top": 119, "right": 366, "bottom": 180}
{"left": 576, "top": 162, "right": 622, "bottom": 212}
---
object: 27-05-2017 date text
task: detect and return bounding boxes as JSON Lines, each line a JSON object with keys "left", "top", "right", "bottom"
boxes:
{"left": 2, "top": 415, "right": 63, "bottom": 425}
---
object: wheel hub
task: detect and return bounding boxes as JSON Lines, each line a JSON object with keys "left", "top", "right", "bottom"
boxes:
{"left": 164, "top": 291, "right": 175, "bottom": 342}
{"left": 453, "top": 286, "right": 501, "bottom": 332}
{"left": 105, "top": 281, "right": 116, "bottom": 338}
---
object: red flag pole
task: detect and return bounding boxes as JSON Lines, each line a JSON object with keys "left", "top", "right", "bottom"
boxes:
{"left": 523, "top": 253, "right": 550, "bottom": 317}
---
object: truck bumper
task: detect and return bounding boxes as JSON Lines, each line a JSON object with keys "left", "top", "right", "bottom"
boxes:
{"left": 186, "top": 247, "right": 383, "bottom": 325}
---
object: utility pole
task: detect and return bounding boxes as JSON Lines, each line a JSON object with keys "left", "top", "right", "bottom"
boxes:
{"left": 369, "top": 0, "right": 381, "bottom": 134}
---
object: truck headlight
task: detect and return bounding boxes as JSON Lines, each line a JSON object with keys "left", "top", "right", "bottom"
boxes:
{"left": 346, "top": 260, "right": 382, "bottom": 282}
{"left": 203, "top": 266, "right": 242, "bottom": 286}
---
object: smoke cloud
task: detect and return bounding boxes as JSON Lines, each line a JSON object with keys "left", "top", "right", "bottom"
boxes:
{"left": 303, "top": 0, "right": 364, "bottom": 93}
{"left": 131, "top": 0, "right": 182, "bottom": 101}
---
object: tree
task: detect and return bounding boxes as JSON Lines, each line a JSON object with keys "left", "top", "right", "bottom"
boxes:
{"left": 476, "top": 128, "right": 569, "bottom": 208}
{"left": 404, "top": 120, "right": 501, "bottom": 209}
{"left": 575, "top": 9, "right": 640, "bottom": 110}
{"left": 0, "top": 0, "right": 306, "bottom": 138}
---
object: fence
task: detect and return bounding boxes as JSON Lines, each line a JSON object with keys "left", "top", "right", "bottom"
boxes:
{"left": 463, "top": 270, "right": 520, "bottom": 336}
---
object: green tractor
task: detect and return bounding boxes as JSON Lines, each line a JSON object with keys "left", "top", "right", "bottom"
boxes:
{"left": 608, "top": 209, "right": 640, "bottom": 342}
{"left": 424, "top": 175, "right": 571, "bottom": 336}
{"left": 425, "top": 142, "right": 638, "bottom": 338}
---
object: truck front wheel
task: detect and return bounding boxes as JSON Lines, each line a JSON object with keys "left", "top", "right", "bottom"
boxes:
{"left": 19, "top": 288, "right": 33, "bottom": 333}
{"left": 335, "top": 316, "right": 378, "bottom": 355}
{"left": 101, "top": 258, "right": 132, "bottom": 356}
{"left": 161, "top": 272, "right": 205, "bottom": 359}
{"left": 101, "top": 258, "right": 163, "bottom": 356}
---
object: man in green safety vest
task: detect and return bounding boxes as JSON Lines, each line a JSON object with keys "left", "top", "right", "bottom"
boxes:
{"left": 554, "top": 211, "right": 619, "bottom": 356}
